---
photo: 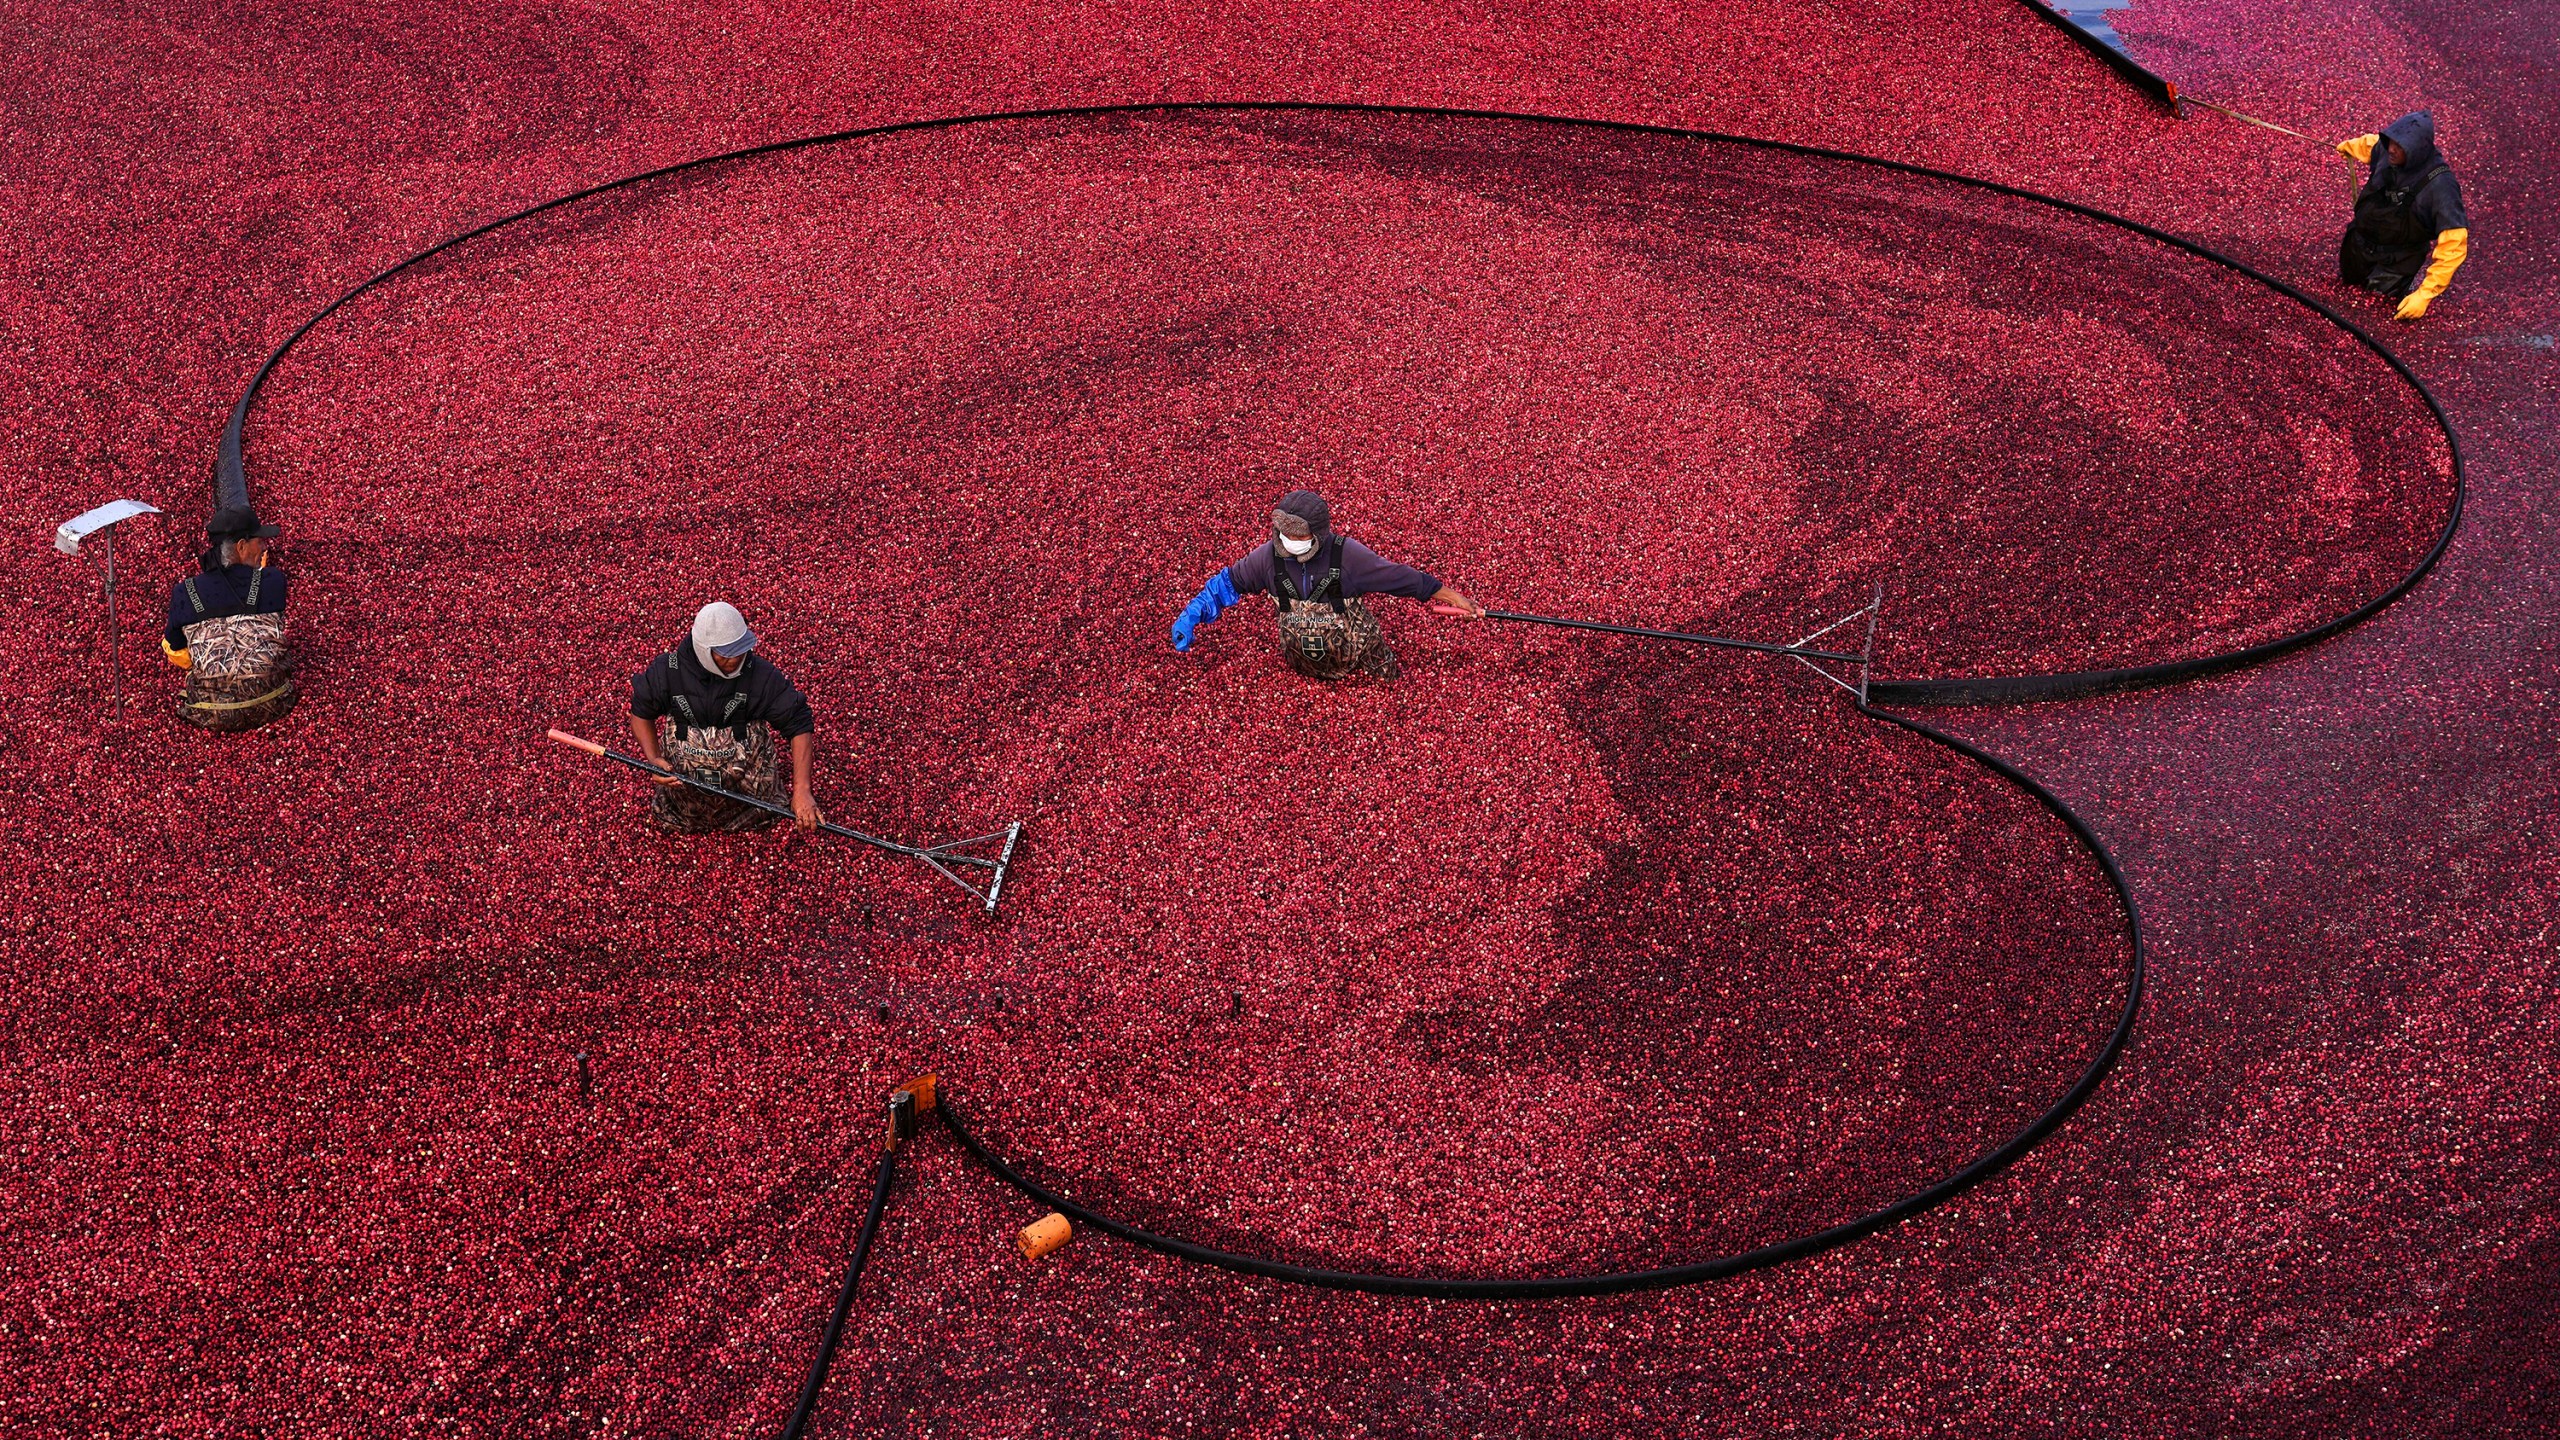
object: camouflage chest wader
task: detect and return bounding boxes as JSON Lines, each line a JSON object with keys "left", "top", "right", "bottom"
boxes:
{"left": 176, "top": 570, "right": 298, "bottom": 733}
{"left": 1273, "top": 537, "right": 1396, "bottom": 680}
{"left": 651, "top": 660, "right": 786, "bottom": 833}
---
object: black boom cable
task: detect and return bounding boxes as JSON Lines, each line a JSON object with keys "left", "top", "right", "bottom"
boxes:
{"left": 925, "top": 697, "right": 2146, "bottom": 1299}
{"left": 184, "top": 90, "right": 2461, "bottom": 1433}
{"left": 208, "top": 99, "right": 2162, "bottom": 1306}
{"left": 211, "top": 102, "right": 2461, "bottom": 710}
{"left": 779, "top": 1133, "right": 901, "bottom": 1440}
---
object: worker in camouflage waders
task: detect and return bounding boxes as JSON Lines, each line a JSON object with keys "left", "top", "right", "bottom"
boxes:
{"left": 627, "top": 602, "right": 823, "bottom": 833}
{"left": 162, "top": 505, "right": 297, "bottom": 732}
{"left": 2336, "top": 111, "right": 2469, "bottom": 321}
{"left": 1170, "top": 489, "right": 1483, "bottom": 679}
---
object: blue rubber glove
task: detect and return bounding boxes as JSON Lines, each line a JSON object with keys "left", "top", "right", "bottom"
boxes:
{"left": 1171, "top": 570, "right": 1242, "bottom": 652}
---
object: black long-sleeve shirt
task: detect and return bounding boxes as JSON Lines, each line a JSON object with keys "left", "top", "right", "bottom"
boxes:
{"left": 165, "top": 552, "right": 288, "bottom": 649}
{"left": 630, "top": 643, "right": 816, "bottom": 739}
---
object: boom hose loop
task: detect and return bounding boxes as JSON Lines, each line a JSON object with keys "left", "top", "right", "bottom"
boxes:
{"left": 218, "top": 102, "right": 2459, "bottom": 707}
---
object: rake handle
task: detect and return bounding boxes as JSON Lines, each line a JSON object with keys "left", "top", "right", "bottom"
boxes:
{"left": 2179, "top": 95, "right": 2323, "bottom": 144}
{"left": 546, "top": 727, "right": 607, "bottom": 757}
{"left": 1482, "top": 610, "right": 1860, "bottom": 662}
{"left": 544, "top": 729, "right": 921, "bottom": 856}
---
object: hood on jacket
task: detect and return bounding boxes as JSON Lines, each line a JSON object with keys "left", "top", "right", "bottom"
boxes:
{"left": 673, "top": 636, "right": 756, "bottom": 685}
{"left": 688, "top": 600, "right": 758, "bottom": 676}
{"left": 1274, "top": 489, "right": 1332, "bottom": 537}
{"left": 2380, "top": 111, "right": 2439, "bottom": 176}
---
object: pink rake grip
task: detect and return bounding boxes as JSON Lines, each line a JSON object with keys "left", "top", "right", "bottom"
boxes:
{"left": 545, "top": 727, "right": 608, "bottom": 757}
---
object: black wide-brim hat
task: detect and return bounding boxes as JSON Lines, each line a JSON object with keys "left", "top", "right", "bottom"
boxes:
{"left": 208, "top": 504, "right": 282, "bottom": 540}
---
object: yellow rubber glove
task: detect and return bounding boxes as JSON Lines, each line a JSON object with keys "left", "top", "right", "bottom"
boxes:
{"left": 162, "top": 638, "right": 192, "bottom": 670}
{"left": 2337, "top": 133, "right": 2380, "bottom": 163}
{"left": 2397, "top": 228, "right": 2469, "bottom": 320}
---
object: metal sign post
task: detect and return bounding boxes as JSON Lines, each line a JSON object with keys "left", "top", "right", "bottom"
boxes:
{"left": 56, "top": 500, "right": 163, "bottom": 722}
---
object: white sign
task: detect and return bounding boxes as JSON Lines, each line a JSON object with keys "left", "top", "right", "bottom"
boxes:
{"left": 55, "top": 499, "right": 161, "bottom": 556}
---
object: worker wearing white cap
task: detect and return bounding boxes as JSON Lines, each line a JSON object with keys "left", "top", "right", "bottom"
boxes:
{"left": 626, "top": 602, "right": 822, "bottom": 832}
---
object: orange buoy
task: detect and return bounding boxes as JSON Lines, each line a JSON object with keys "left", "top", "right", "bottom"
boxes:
{"left": 1017, "top": 1212, "right": 1072, "bottom": 1261}
{"left": 897, "top": 1074, "right": 937, "bottom": 1112}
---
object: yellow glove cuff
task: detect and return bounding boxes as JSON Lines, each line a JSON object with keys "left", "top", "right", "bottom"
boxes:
{"left": 162, "top": 639, "right": 192, "bottom": 670}
{"left": 2409, "top": 227, "right": 2470, "bottom": 306}
{"left": 2337, "top": 133, "right": 2379, "bottom": 163}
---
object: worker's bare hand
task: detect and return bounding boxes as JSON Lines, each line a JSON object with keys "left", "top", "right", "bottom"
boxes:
{"left": 1429, "top": 586, "right": 1487, "bottom": 619}
{"left": 649, "top": 765, "right": 684, "bottom": 787}
{"left": 792, "top": 790, "right": 824, "bottom": 830}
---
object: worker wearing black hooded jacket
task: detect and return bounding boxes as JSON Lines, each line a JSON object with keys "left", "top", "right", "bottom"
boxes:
{"left": 2337, "top": 111, "right": 2469, "bottom": 321}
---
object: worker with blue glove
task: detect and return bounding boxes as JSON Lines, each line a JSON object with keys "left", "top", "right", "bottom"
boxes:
{"left": 1171, "top": 489, "right": 1483, "bottom": 680}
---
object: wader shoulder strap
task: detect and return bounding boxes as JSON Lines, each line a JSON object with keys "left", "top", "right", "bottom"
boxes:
{"left": 182, "top": 571, "right": 265, "bottom": 620}
{"left": 2366, "top": 161, "right": 2451, "bottom": 210}
{"left": 667, "top": 649, "right": 749, "bottom": 736}
{"left": 1272, "top": 539, "right": 1348, "bottom": 615}
{"left": 669, "top": 650, "right": 698, "bottom": 731}
{"left": 1315, "top": 537, "right": 1346, "bottom": 614}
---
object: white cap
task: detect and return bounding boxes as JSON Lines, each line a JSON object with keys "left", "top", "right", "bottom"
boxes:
{"left": 690, "top": 601, "right": 758, "bottom": 672}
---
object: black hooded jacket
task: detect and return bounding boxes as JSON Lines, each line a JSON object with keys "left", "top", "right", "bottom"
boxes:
{"left": 2350, "top": 111, "right": 2468, "bottom": 256}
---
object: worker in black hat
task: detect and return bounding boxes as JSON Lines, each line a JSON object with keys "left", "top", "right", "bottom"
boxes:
{"left": 1171, "top": 489, "right": 1483, "bottom": 679}
{"left": 2336, "top": 111, "right": 2470, "bottom": 321}
{"left": 163, "top": 504, "right": 296, "bottom": 731}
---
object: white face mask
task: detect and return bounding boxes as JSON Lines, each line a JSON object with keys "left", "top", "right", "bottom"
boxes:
{"left": 1277, "top": 532, "right": 1318, "bottom": 559}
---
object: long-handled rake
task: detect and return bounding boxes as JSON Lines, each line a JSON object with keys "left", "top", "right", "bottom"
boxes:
{"left": 1775, "top": 583, "right": 1886, "bottom": 704}
{"left": 1471, "top": 608, "right": 1862, "bottom": 662}
{"left": 1454, "top": 590, "right": 1884, "bottom": 697}
{"left": 545, "top": 729, "right": 1025, "bottom": 913}
{"left": 2178, "top": 95, "right": 2325, "bottom": 145}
